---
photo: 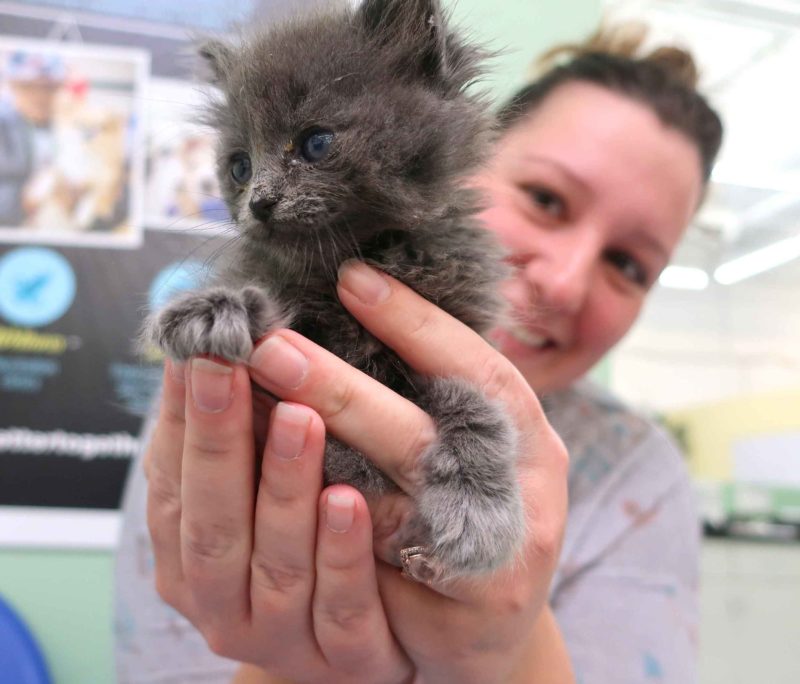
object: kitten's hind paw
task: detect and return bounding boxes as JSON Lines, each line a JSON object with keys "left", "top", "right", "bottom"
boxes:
{"left": 144, "top": 285, "right": 287, "bottom": 363}
{"left": 412, "top": 377, "right": 525, "bottom": 579}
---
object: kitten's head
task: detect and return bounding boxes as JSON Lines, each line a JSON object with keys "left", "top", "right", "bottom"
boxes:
{"left": 200, "top": 0, "right": 492, "bottom": 259}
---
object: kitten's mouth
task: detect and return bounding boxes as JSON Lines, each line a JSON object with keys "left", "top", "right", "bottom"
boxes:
{"left": 249, "top": 217, "right": 295, "bottom": 236}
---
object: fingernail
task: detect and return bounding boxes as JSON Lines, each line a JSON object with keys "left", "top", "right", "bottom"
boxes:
{"left": 338, "top": 260, "right": 390, "bottom": 305}
{"left": 405, "top": 555, "right": 438, "bottom": 584}
{"left": 270, "top": 403, "right": 310, "bottom": 460}
{"left": 190, "top": 358, "right": 233, "bottom": 413}
{"left": 169, "top": 360, "right": 185, "bottom": 384}
{"left": 400, "top": 546, "right": 439, "bottom": 584}
{"left": 251, "top": 336, "right": 308, "bottom": 390}
{"left": 326, "top": 492, "right": 355, "bottom": 533}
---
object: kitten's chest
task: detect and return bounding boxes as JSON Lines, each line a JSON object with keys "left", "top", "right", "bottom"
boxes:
{"left": 291, "top": 294, "right": 413, "bottom": 395}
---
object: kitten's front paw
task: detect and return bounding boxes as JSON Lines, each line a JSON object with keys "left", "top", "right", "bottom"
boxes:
{"left": 410, "top": 377, "right": 525, "bottom": 581}
{"left": 145, "top": 286, "right": 283, "bottom": 362}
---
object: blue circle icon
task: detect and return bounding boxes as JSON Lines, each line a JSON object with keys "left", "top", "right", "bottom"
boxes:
{"left": 148, "top": 261, "right": 209, "bottom": 312}
{"left": 0, "top": 247, "right": 76, "bottom": 327}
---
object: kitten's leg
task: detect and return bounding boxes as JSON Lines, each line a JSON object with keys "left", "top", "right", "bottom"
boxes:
{"left": 144, "top": 285, "right": 289, "bottom": 362}
{"left": 323, "top": 437, "right": 396, "bottom": 494}
{"left": 406, "top": 377, "right": 525, "bottom": 580}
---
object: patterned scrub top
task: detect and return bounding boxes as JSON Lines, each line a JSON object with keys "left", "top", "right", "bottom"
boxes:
{"left": 114, "top": 380, "right": 700, "bottom": 683}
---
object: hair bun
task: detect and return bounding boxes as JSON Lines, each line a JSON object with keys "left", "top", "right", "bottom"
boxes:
{"left": 647, "top": 46, "right": 699, "bottom": 89}
{"left": 534, "top": 22, "right": 700, "bottom": 89}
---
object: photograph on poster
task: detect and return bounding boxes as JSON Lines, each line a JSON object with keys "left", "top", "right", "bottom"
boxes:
{"left": 10, "top": 0, "right": 256, "bottom": 32}
{"left": 144, "top": 78, "right": 230, "bottom": 233}
{"left": 0, "top": 37, "right": 147, "bottom": 247}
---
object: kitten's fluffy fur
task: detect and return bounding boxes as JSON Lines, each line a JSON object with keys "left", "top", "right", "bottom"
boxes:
{"left": 146, "top": 0, "right": 524, "bottom": 577}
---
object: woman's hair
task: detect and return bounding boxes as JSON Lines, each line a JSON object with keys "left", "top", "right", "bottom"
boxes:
{"left": 497, "top": 23, "right": 723, "bottom": 181}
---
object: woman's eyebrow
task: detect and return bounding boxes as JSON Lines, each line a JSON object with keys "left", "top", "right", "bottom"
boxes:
{"left": 627, "top": 232, "right": 670, "bottom": 260}
{"left": 519, "top": 155, "right": 592, "bottom": 194}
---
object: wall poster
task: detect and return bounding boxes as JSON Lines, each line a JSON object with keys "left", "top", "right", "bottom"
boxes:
{"left": 0, "top": 8, "right": 234, "bottom": 548}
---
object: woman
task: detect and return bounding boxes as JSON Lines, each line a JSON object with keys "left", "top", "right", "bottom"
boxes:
{"left": 115, "top": 25, "right": 723, "bottom": 684}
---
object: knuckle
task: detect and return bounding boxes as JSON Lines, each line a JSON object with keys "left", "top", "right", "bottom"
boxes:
{"left": 160, "top": 400, "right": 186, "bottom": 430}
{"left": 325, "top": 645, "right": 381, "bottom": 679}
{"left": 493, "top": 582, "right": 534, "bottom": 620}
{"left": 317, "top": 601, "right": 371, "bottom": 634}
{"left": 531, "top": 516, "right": 562, "bottom": 561}
{"left": 405, "top": 305, "right": 438, "bottom": 344}
{"left": 477, "top": 355, "right": 518, "bottom": 400}
{"left": 154, "top": 574, "right": 180, "bottom": 609}
{"left": 393, "top": 419, "right": 435, "bottom": 490}
{"left": 146, "top": 511, "right": 166, "bottom": 549}
{"left": 371, "top": 495, "right": 414, "bottom": 547}
{"left": 551, "top": 436, "right": 570, "bottom": 476}
{"left": 147, "top": 466, "right": 181, "bottom": 515}
{"left": 258, "top": 468, "right": 301, "bottom": 506}
{"left": 319, "top": 377, "right": 358, "bottom": 422}
{"left": 203, "top": 628, "right": 233, "bottom": 658}
{"left": 182, "top": 516, "right": 240, "bottom": 563}
{"left": 184, "top": 432, "right": 234, "bottom": 461}
{"left": 251, "top": 556, "right": 309, "bottom": 595}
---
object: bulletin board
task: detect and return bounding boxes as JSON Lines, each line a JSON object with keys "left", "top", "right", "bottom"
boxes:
{"left": 0, "top": 2, "right": 239, "bottom": 548}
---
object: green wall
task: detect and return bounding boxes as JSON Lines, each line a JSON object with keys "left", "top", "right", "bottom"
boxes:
{"left": 450, "top": 0, "right": 601, "bottom": 102}
{"left": 0, "top": 2, "right": 600, "bottom": 683}
{"left": 0, "top": 549, "right": 114, "bottom": 683}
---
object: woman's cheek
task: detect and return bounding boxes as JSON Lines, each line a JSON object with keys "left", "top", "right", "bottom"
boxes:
{"left": 479, "top": 204, "right": 518, "bottom": 245}
{"left": 580, "top": 288, "right": 640, "bottom": 360}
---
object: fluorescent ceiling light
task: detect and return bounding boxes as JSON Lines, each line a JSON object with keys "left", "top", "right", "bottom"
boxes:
{"left": 659, "top": 266, "right": 709, "bottom": 290}
{"left": 714, "top": 234, "right": 800, "bottom": 285}
{"left": 711, "top": 167, "right": 800, "bottom": 194}
{"left": 740, "top": 192, "right": 800, "bottom": 225}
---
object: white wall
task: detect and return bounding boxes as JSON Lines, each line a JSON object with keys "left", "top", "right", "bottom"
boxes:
{"left": 610, "top": 280, "right": 800, "bottom": 412}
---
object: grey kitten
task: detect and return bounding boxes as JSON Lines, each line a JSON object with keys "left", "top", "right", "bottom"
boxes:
{"left": 145, "top": 0, "right": 524, "bottom": 578}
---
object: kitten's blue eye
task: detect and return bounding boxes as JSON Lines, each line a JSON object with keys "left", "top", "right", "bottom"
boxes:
{"left": 230, "top": 153, "right": 252, "bottom": 184}
{"left": 300, "top": 130, "right": 334, "bottom": 163}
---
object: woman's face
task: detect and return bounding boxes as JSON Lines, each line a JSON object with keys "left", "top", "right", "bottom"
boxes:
{"left": 475, "top": 82, "right": 704, "bottom": 394}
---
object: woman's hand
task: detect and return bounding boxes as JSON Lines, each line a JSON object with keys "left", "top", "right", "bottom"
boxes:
{"left": 244, "top": 262, "right": 571, "bottom": 683}
{"left": 144, "top": 260, "right": 570, "bottom": 683}
{"left": 143, "top": 356, "right": 413, "bottom": 682}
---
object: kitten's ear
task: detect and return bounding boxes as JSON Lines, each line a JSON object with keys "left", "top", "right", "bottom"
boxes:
{"left": 357, "top": 0, "right": 449, "bottom": 80}
{"left": 196, "top": 37, "right": 235, "bottom": 85}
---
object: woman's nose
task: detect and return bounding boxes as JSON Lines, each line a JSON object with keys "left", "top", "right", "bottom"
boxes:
{"left": 522, "top": 232, "right": 599, "bottom": 314}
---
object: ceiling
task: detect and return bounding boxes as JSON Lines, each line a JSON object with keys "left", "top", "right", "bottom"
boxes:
{"left": 605, "top": 0, "right": 800, "bottom": 295}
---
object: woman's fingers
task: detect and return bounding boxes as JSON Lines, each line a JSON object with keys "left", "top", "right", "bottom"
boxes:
{"left": 147, "top": 363, "right": 409, "bottom": 679}
{"left": 337, "top": 262, "right": 569, "bottom": 543}
{"left": 248, "top": 408, "right": 411, "bottom": 679}
{"left": 145, "top": 360, "right": 188, "bottom": 608}
{"left": 248, "top": 332, "right": 436, "bottom": 495}
{"left": 313, "top": 486, "right": 413, "bottom": 679}
{"left": 179, "top": 358, "right": 257, "bottom": 631}
{"left": 337, "top": 261, "right": 542, "bottom": 430}
{"left": 332, "top": 262, "right": 568, "bottom": 600}
{"left": 249, "top": 403, "right": 325, "bottom": 658}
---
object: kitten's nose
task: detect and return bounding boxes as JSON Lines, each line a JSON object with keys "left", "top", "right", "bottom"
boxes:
{"left": 249, "top": 196, "right": 280, "bottom": 222}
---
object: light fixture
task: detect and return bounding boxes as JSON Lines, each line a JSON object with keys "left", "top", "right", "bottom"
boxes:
{"left": 658, "top": 265, "right": 710, "bottom": 290}
{"left": 714, "top": 234, "right": 800, "bottom": 285}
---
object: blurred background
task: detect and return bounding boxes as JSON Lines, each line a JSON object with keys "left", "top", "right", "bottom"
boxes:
{"left": 602, "top": 2, "right": 800, "bottom": 681}
{"left": 0, "top": 0, "right": 797, "bottom": 682}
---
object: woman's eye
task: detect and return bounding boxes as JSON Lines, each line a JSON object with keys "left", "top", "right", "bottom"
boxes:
{"left": 527, "top": 187, "right": 565, "bottom": 217}
{"left": 300, "top": 130, "right": 334, "bottom": 162}
{"left": 605, "top": 249, "right": 648, "bottom": 287}
{"left": 230, "top": 153, "right": 252, "bottom": 184}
